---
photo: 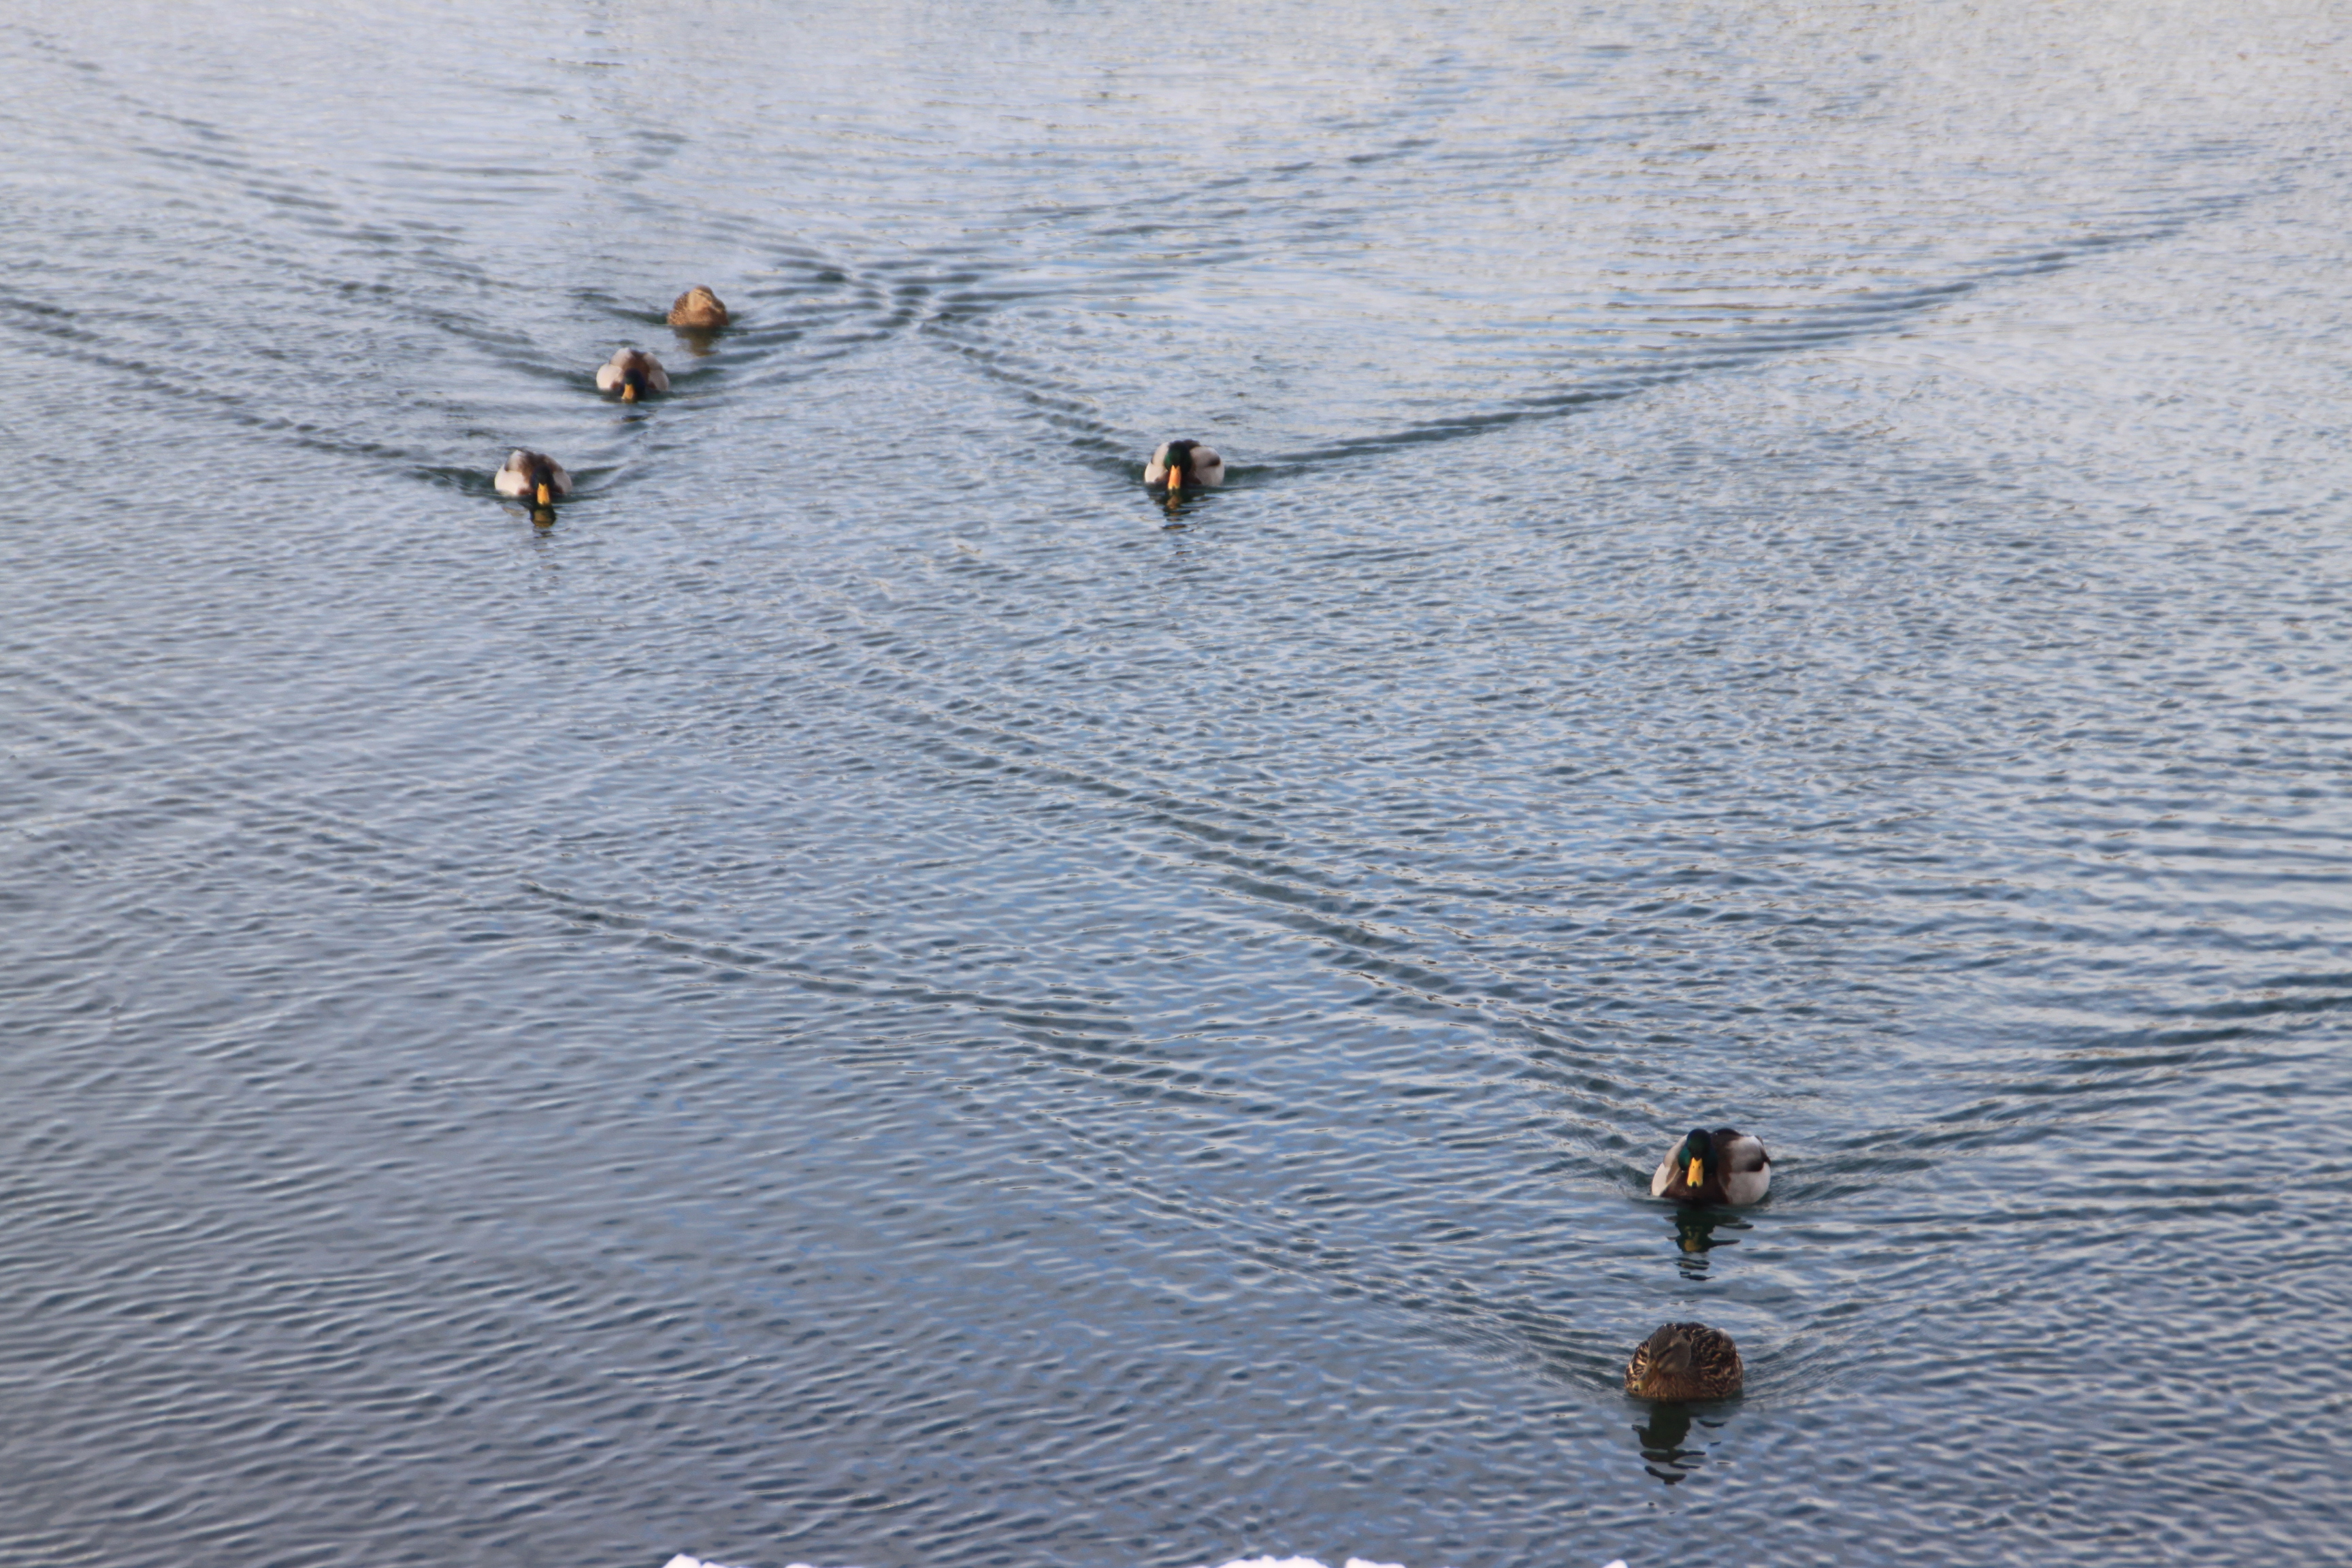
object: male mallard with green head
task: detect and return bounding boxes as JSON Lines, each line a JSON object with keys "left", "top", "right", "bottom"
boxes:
{"left": 1650, "top": 1126, "right": 1771, "bottom": 1206}
{"left": 1624, "top": 1322, "right": 1744, "bottom": 1401}
{"left": 596, "top": 348, "right": 670, "bottom": 403}
{"left": 1145, "top": 438, "right": 1226, "bottom": 495}
{"left": 493, "top": 449, "right": 572, "bottom": 508}
{"left": 667, "top": 286, "right": 729, "bottom": 329}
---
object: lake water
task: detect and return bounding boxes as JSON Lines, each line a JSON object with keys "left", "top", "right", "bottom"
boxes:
{"left": 5, "top": 3, "right": 2351, "bottom": 1565}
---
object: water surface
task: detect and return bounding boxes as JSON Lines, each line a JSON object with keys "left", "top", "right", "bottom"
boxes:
{"left": 5, "top": 3, "right": 2351, "bottom": 1565}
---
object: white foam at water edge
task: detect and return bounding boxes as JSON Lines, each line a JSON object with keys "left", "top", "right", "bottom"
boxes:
{"left": 664, "top": 1554, "right": 1628, "bottom": 1568}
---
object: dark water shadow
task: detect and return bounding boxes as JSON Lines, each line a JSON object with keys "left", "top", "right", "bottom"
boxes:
{"left": 1665, "top": 1206, "right": 1753, "bottom": 1279}
{"left": 1152, "top": 486, "right": 1227, "bottom": 529}
{"left": 1628, "top": 1399, "right": 1737, "bottom": 1485}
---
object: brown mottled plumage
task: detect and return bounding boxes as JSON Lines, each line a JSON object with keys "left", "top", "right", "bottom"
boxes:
{"left": 667, "top": 286, "right": 729, "bottom": 329}
{"left": 1623, "top": 1322, "right": 1744, "bottom": 1401}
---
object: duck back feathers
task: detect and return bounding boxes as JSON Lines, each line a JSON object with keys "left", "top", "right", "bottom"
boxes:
{"left": 667, "top": 286, "right": 729, "bottom": 329}
{"left": 1624, "top": 1322, "right": 1744, "bottom": 1401}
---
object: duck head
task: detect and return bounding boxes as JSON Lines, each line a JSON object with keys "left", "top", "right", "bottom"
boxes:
{"left": 1624, "top": 1320, "right": 1744, "bottom": 1401}
{"left": 1678, "top": 1127, "right": 1714, "bottom": 1190}
{"left": 1159, "top": 439, "right": 1200, "bottom": 495}
{"left": 519, "top": 454, "right": 560, "bottom": 507}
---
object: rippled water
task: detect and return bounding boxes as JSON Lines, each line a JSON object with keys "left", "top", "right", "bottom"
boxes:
{"left": 5, "top": 3, "right": 2351, "bottom": 1565}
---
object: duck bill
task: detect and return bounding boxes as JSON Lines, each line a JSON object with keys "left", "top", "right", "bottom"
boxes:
{"left": 536, "top": 480, "right": 552, "bottom": 507}
{"left": 1165, "top": 470, "right": 1183, "bottom": 496}
{"left": 622, "top": 382, "right": 638, "bottom": 403}
{"left": 1686, "top": 1157, "right": 1703, "bottom": 1188}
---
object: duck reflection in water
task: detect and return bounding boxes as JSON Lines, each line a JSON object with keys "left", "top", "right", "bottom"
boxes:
{"left": 1623, "top": 1322, "right": 1744, "bottom": 1484}
{"left": 1155, "top": 482, "right": 1200, "bottom": 529}
{"left": 1668, "top": 1207, "right": 1752, "bottom": 1278}
{"left": 1631, "top": 1403, "right": 1729, "bottom": 1485}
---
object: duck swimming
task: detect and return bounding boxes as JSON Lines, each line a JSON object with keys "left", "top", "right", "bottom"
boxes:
{"left": 1145, "top": 439, "right": 1225, "bottom": 495}
{"left": 596, "top": 348, "right": 670, "bottom": 403}
{"left": 667, "top": 286, "right": 729, "bottom": 329}
{"left": 493, "top": 449, "right": 573, "bottom": 508}
{"left": 1624, "top": 1322, "right": 1744, "bottom": 1401}
{"left": 1651, "top": 1126, "right": 1771, "bottom": 1207}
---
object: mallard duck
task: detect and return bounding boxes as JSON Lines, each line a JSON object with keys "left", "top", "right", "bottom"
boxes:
{"left": 595, "top": 348, "right": 670, "bottom": 403}
{"left": 493, "top": 449, "right": 573, "bottom": 507}
{"left": 1650, "top": 1126, "right": 1771, "bottom": 1206}
{"left": 667, "top": 286, "right": 729, "bottom": 329}
{"left": 1145, "top": 439, "right": 1226, "bottom": 495}
{"left": 1624, "top": 1321, "right": 1744, "bottom": 1401}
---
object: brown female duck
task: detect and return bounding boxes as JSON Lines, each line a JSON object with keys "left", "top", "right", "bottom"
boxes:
{"left": 667, "top": 286, "right": 729, "bottom": 329}
{"left": 1624, "top": 1322, "right": 1744, "bottom": 1401}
